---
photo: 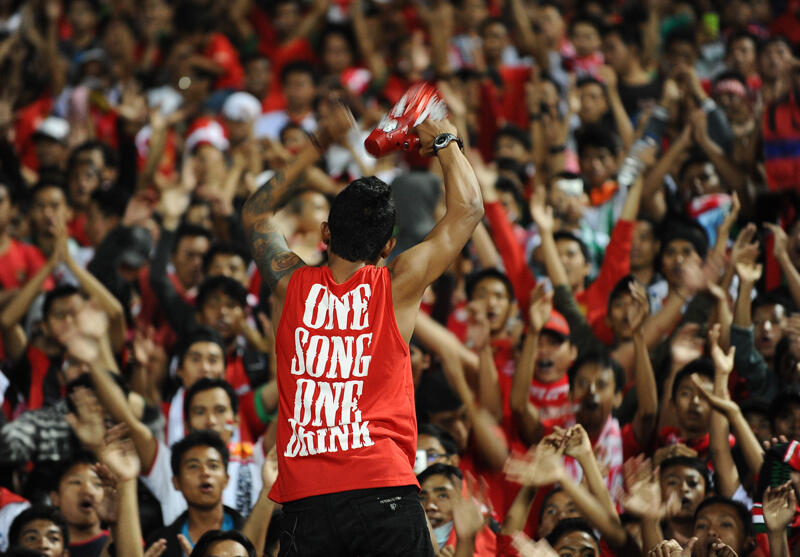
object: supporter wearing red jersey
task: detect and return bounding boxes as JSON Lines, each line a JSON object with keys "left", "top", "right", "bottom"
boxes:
{"left": 242, "top": 106, "right": 483, "bottom": 555}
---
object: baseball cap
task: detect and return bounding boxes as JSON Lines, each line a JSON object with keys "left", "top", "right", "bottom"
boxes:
{"left": 118, "top": 226, "right": 153, "bottom": 269}
{"left": 185, "top": 116, "right": 229, "bottom": 153}
{"left": 541, "top": 310, "right": 570, "bottom": 339}
{"left": 33, "top": 116, "right": 70, "bottom": 143}
{"left": 221, "top": 92, "right": 261, "bottom": 123}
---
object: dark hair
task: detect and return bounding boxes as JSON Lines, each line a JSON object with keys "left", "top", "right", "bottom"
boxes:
{"left": 416, "top": 462, "right": 463, "bottom": 485}
{"left": 752, "top": 290, "right": 794, "bottom": 315}
{"left": 693, "top": 496, "right": 755, "bottom": 542}
{"left": 658, "top": 219, "right": 709, "bottom": 262}
{"left": 30, "top": 179, "right": 69, "bottom": 205}
{"left": 671, "top": 357, "right": 714, "bottom": 401}
{"left": 769, "top": 390, "right": 800, "bottom": 429}
{"left": 495, "top": 178, "right": 531, "bottom": 226}
{"left": 677, "top": 153, "right": 713, "bottom": 184}
{"left": 576, "top": 75, "right": 605, "bottom": 91}
{"left": 328, "top": 176, "right": 395, "bottom": 262}
{"left": 416, "top": 368, "right": 463, "bottom": 422}
{"left": 664, "top": 26, "right": 697, "bottom": 53}
{"left": 170, "top": 430, "right": 230, "bottom": 478}
{"left": 190, "top": 530, "right": 256, "bottom": 557}
{"left": 553, "top": 231, "right": 591, "bottom": 264}
{"left": 494, "top": 124, "right": 531, "bottom": 151}
{"left": 71, "top": 140, "right": 118, "bottom": 171}
{"left": 9, "top": 505, "right": 70, "bottom": 550}
{"left": 43, "top": 285, "right": 82, "bottom": 320}
{"left": 659, "top": 456, "right": 712, "bottom": 493}
{"left": 89, "top": 186, "right": 128, "bottom": 219}
{"left": 576, "top": 124, "right": 619, "bottom": 157}
{"left": 601, "top": 23, "right": 643, "bottom": 50}
{"left": 545, "top": 518, "right": 598, "bottom": 548}
{"left": 174, "top": 223, "right": 212, "bottom": 252}
{"left": 202, "top": 243, "right": 251, "bottom": 275}
{"left": 54, "top": 450, "right": 98, "bottom": 490}
{"left": 607, "top": 275, "right": 647, "bottom": 315}
{"left": 184, "top": 378, "right": 239, "bottom": 423}
{"left": 712, "top": 69, "right": 748, "bottom": 89}
{"left": 726, "top": 30, "right": 757, "bottom": 55}
{"left": 567, "top": 350, "right": 625, "bottom": 393}
{"left": 758, "top": 35, "right": 791, "bottom": 56}
{"left": 569, "top": 12, "right": 602, "bottom": 36}
{"left": 538, "top": 486, "right": 566, "bottom": 523}
{"left": 280, "top": 60, "right": 316, "bottom": 85}
{"left": 196, "top": 275, "right": 248, "bottom": 310}
{"left": 279, "top": 121, "right": 310, "bottom": 144}
{"left": 465, "top": 268, "right": 515, "bottom": 302}
{"left": 173, "top": 0, "right": 213, "bottom": 34}
{"left": 418, "top": 423, "right": 459, "bottom": 457}
{"left": 176, "top": 326, "right": 226, "bottom": 370}
{"left": 320, "top": 23, "right": 357, "bottom": 60}
{"left": 478, "top": 16, "right": 507, "bottom": 37}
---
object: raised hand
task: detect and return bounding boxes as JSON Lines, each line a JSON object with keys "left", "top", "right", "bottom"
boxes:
{"left": 690, "top": 374, "right": 738, "bottom": 415}
{"left": 731, "top": 223, "right": 759, "bottom": 267}
{"left": 262, "top": 447, "right": 278, "bottom": 489}
{"left": 505, "top": 434, "right": 565, "bottom": 486}
{"left": 512, "top": 534, "right": 559, "bottom": 557}
{"left": 316, "top": 102, "right": 357, "bottom": 150}
{"left": 465, "top": 300, "right": 491, "bottom": 351}
{"left": 562, "top": 424, "right": 593, "bottom": 460}
{"left": 621, "top": 459, "right": 664, "bottom": 520}
{"left": 528, "top": 284, "right": 553, "bottom": 334}
{"left": 65, "top": 387, "right": 106, "bottom": 452}
{"left": 735, "top": 258, "right": 763, "bottom": 284}
{"left": 144, "top": 540, "right": 167, "bottom": 557}
{"left": 765, "top": 223, "right": 790, "bottom": 260}
{"left": 530, "top": 198, "right": 555, "bottom": 236}
{"left": 92, "top": 463, "right": 120, "bottom": 525}
{"left": 415, "top": 118, "right": 459, "bottom": 157}
{"left": 452, "top": 473, "right": 485, "bottom": 541}
{"left": 627, "top": 280, "right": 650, "bottom": 333}
{"left": 669, "top": 323, "right": 705, "bottom": 370}
{"left": 763, "top": 482, "right": 797, "bottom": 532}
{"left": 707, "top": 324, "right": 735, "bottom": 387}
{"left": 99, "top": 424, "right": 141, "bottom": 482}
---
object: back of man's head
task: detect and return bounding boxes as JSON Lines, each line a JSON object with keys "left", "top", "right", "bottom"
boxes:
{"left": 328, "top": 176, "right": 395, "bottom": 262}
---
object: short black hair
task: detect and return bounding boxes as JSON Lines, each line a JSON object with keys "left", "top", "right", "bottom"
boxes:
{"left": 769, "top": 390, "right": 800, "bottom": 429}
{"left": 567, "top": 350, "right": 625, "bottom": 393}
{"left": 576, "top": 124, "right": 619, "bottom": 157}
{"left": 173, "top": 0, "right": 213, "bottom": 34}
{"left": 758, "top": 35, "right": 791, "bottom": 56}
{"left": 553, "top": 231, "right": 591, "bottom": 264}
{"left": 607, "top": 275, "right": 647, "bottom": 315}
{"left": 202, "top": 243, "right": 251, "bottom": 275}
{"left": 173, "top": 223, "right": 212, "bottom": 254}
{"left": 170, "top": 430, "right": 230, "bottom": 478}
{"left": 328, "top": 176, "right": 395, "bottom": 262}
{"left": 9, "top": 505, "right": 70, "bottom": 550}
{"left": 280, "top": 60, "right": 316, "bottom": 85}
{"left": 569, "top": 12, "right": 602, "bottom": 35}
{"left": 418, "top": 423, "right": 459, "bottom": 457}
{"left": 576, "top": 75, "right": 605, "bottom": 91}
{"left": 465, "top": 268, "right": 515, "bottom": 302}
{"left": 693, "top": 496, "right": 755, "bottom": 542}
{"left": 601, "top": 23, "right": 643, "bottom": 50}
{"left": 752, "top": 290, "right": 794, "bottom": 315}
{"left": 658, "top": 219, "right": 709, "bottom": 262}
{"left": 71, "top": 139, "right": 118, "bottom": 171}
{"left": 671, "top": 357, "right": 715, "bottom": 401}
{"left": 53, "top": 450, "right": 98, "bottom": 491}
{"left": 89, "top": 186, "right": 128, "bottom": 219}
{"left": 184, "top": 378, "right": 239, "bottom": 423}
{"left": 416, "top": 462, "right": 463, "bottom": 485}
{"left": 176, "top": 326, "right": 226, "bottom": 370}
{"left": 538, "top": 486, "right": 566, "bottom": 523}
{"left": 660, "top": 456, "right": 711, "bottom": 493}
{"left": 494, "top": 124, "right": 531, "bottom": 151}
{"left": 196, "top": 275, "right": 248, "bottom": 310}
{"left": 678, "top": 153, "right": 714, "bottom": 184}
{"left": 478, "top": 16, "right": 507, "bottom": 37}
{"left": 43, "top": 285, "right": 82, "bottom": 320}
{"left": 416, "top": 368, "right": 463, "bottom": 422}
{"left": 279, "top": 121, "right": 310, "bottom": 144}
{"left": 190, "top": 530, "right": 256, "bottom": 557}
{"left": 726, "top": 30, "right": 757, "bottom": 54}
{"left": 30, "top": 179, "right": 69, "bottom": 204}
{"left": 545, "top": 518, "right": 598, "bottom": 548}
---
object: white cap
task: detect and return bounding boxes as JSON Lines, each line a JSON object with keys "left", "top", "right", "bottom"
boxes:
{"left": 185, "top": 118, "right": 229, "bottom": 153}
{"left": 34, "top": 116, "right": 70, "bottom": 143}
{"left": 221, "top": 92, "right": 262, "bottom": 123}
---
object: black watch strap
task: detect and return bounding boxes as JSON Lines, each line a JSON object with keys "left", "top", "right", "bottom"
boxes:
{"left": 432, "top": 133, "right": 463, "bottom": 155}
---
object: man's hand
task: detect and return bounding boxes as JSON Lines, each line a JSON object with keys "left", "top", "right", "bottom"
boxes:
{"left": 65, "top": 387, "right": 106, "bottom": 452}
{"left": 505, "top": 433, "right": 565, "bottom": 486}
{"left": 512, "top": 535, "right": 559, "bottom": 557}
{"left": 158, "top": 184, "right": 192, "bottom": 229}
{"left": 763, "top": 482, "right": 798, "bottom": 533}
{"left": 262, "top": 447, "right": 279, "bottom": 489}
{"left": 528, "top": 285, "right": 553, "bottom": 334}
{"left": 92, "top": 463, "right": 121, "bottom": 525}
{"left": 530, "top": 198, "right": 555, "bottom": 236}
{"left": 765, "top": 223, "right": 790, "bottom": 261}
{"left": 452, "top": 474, "right": 486, "bottom": 541}
{"left": 650, "top": 538, "right": 697, "bottom": 557}
{"left": 316, "top": 102, "right": 357, "bottom": 150}
{"left": 465, "top": 300, "right": 491, "bottom": 351}
{"left": 735, "top": 259, "right": 763, "bottom": 285}
{"left": 99, "top": 424, "right": 141, "bottom": 482}
{"left": 708, "top": 324, "right": 734, "bottom": 388}
{"left": 416, "top": 118, "right": 458, "bottom": 157}
{"left": 690, "top": 374, "right": 738, "bottom": 416}
{"left": 562, "top": 424, "right": 593, "bottom": 460}
{"left": 627, "top": 280, "right": 650, "bottom": 333}
{"left": 669, "top": 323, "right": 705, "bottom": 370}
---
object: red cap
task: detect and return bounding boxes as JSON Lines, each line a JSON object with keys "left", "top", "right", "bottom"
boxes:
{"left": 542, "top": 310, "right": 570, "bottom": 338}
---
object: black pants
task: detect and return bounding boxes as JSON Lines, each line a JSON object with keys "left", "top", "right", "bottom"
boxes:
{"left": 277, "top": 485, "right": 435, "bottom": 557}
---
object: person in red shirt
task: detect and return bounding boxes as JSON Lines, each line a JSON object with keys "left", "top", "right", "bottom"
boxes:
{"left": 242, "top": 104, "right": 483, "bottom": 555}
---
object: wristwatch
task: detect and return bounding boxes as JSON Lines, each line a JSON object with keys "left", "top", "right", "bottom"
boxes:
{"left": 432, "top": 133, "right": 463, "bottom": 155}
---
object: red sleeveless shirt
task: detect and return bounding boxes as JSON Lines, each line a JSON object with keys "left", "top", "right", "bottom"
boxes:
{"left": 270, "top": 265, "right": 418, "bottom": 503}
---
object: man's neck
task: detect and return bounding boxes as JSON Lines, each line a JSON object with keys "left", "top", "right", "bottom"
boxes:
{"left": 631, "top": 265, "right": 654, "bottom": 286}
{"left": 68, "top": 523, "right": 103, "bottom": 544}
{"left": 327, "top": 254, "right": 369, "bottom": 284}
{"left": 187, "top": 503, "right": 225, "bottom": 541}
{"left": 0, "top": 231, "right": 10, "bottom": 255}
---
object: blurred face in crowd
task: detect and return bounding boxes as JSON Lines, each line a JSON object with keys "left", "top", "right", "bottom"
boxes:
{"left": 173, "top": 446, "right": 229, "bottom": 509}
{"left": 410, "top": 344, "right": 431, "bottom": 386}
{"left": 579, "top": 146, "right": 616, "bottom": 189}
{"left": 497, "top": 189, "right": 522, "bottom": 224}
{"left": 283, "top": 70, "right": 315, "bottom": 113}
{"left": 173, "top": 233, "right": 210, "bottom": 290}
{"left": 430, "top": 406, "right": 470, "bottom": 452}
{"left": 673, "top": 373, "right": 712, "bottom": 438}
{"left": 470, "top": 276, "right": 512, "bottom": 334}
{"left": 666, "top": 40, "right": 697, "bottom": 71}
{"left": 714, "top": 87, "right": 750, "bottom": 125}
{"left": 187, "top": 387, "right": 237, "bottom": 444}
{"left": 660, "top": 239, "right": 699, "bottom": 288}
{"left": 178, "top": 340, "right": 225, "bottom": 388}
{"left": 417, "top": 434, "right": 457, "bottom": 468}
{"left": 273, "top": 2, "right": 301, "bottom": 39}
{"left": 773, "top": 401, "right": 800, "bottom": 441}
{"left": 659, "top": 465, "right": 706, "bottom": 520}
{"left": 322, "top": 33, "right": 353, "bottom": 76}
{"left": 693, "top": 503, "right": 748, "bottom": 556}
{"left": 194, "top": 144, "right": 226, "bottom": 187}
{"left": 198, "top": 290, "right": 244, "bottom": 343}
{"left": 602, "top": 32, "right": 633, "bottom": 75}
{"left": 31, "top": 186, "right": 71, "bottom": 240}
{"left": 186, "top": 202, "right": 213, "bottom": 231}
{"left": 570, "top": 362, "right": 621, "bottom": 434}
{"left": 50, "top": 463, "right": 103, "bottom": 531}
{"left": 752, "top": 303, "right": 785, "bottom": 360}
{"left": 607, "top": 290, "right": 646, "bottom": 341}
{"left": 759, "top": 40, "right": 791, "bottom": 82}
{"left": 225, "top": 118, "right": 252, "bottom": 147}
{"left": 727, "top": 37, "right": 756, "bottom": 76}
{"left": 535, "top": 332, "right": 575, "bottom": 384}
{"left": 481, "top": 21, "right": 509, "bottom": 65}
{"left": 68, "top": 161, "right": 101, "bottom": 211}
{"left": 571, "top": 22, "right": 601, "bottom": 57}
{"left": 552, "top": 530, "right": 600, "bottom": 557}
{"left": 578, "top": 82, "right": 607, "bottom": 124}
{"left": 538, "top": 490, "right": 579, "bottom": 537}
{"left": 16, "top": 519, "right": 66, "bottom": 557}
{"left": 462, "top": 0, "right": 488, "bottom": 31}
{"left": 207, "top": 253, "right": 249, "bottom": 288}
{"left": 45, "top": 294, "right": 84, "bottom": 344}
{"left": 85, "top": 199, "right": 119, "bottom": 247}
{"left": 555, "top": 238, "right": 590, "bottom": 292}
{"left": 535, "top": 5, "right": 565, "bottom": 48}
{"left": 679, "top": 162, "right": 720, "bottom": 203}
{"left": 244, "top": 57, "right": 271, "bottom": 98}
{"left": 548, "top": 179, "right": 587, "bottom": 226}
{"left": 419, "top": 473, "right": 458, "bottom": 527}
{"left": 281, "top": 126, "right": 312, "bottom": 154}
{"left": 291, "top": 191, "right": 329, "bottom": 234}
{"left": 744, "top": 410, "right": 771, "bottom": 444}
{"left": 494, "top": 135, "right": 528, "bottom": 164}
{"left": 35, "top": 137, "right": 67, "bottom": 170}
{"left": 630, "top": 220, "right": 659, "bottom": 272}
{"left": 68, "top": 0, "right": 98, "bottom": 35}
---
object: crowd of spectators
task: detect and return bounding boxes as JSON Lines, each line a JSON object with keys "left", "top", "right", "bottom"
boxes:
{"left": 0, "top": 0, "right": 799, "bottom": 555}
